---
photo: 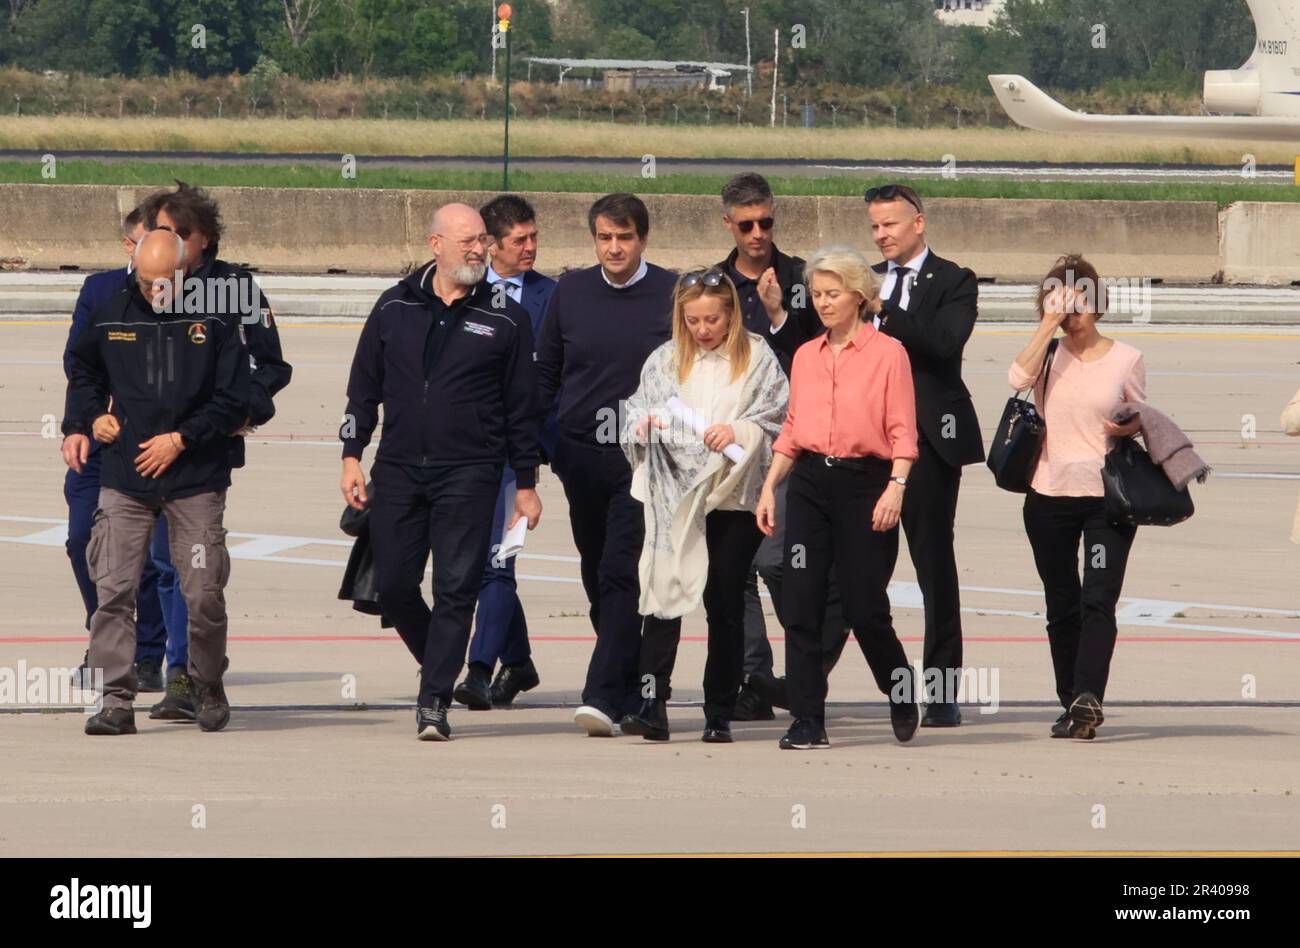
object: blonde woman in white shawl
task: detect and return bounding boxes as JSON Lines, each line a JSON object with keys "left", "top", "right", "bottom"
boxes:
{"left": 619, "top": 268, "right": 789, "bottom": 743}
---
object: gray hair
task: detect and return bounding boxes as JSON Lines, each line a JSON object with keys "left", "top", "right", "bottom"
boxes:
{"left": 804, "top": 245, "right": 880, "bottom": 320}
{"left": 721, "top": 172, "right": 774, "bottom": 211}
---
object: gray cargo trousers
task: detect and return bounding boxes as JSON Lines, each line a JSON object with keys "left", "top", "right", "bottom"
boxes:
{"left": 87, "top": 487, "right": 230, "bottom": 709}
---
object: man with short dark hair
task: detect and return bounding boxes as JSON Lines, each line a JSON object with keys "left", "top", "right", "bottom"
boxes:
{"left": 452, "top": 194, "right": 558, "bottom": 710}
{"left": 867, "top": 183, "right": 984, "bottom": 727}
{"left": 341, "top": 203, "right": 543, "bottom": 741}
{"left": 536, "top": 193, "right": 680, "bottom": 737}
{"left": 64, "top": 207, "right": 172, "bottom": 692}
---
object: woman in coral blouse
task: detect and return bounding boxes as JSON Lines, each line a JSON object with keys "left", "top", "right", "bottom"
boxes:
{"left": 755, "top": 246, "right": 921, "bottom": 751}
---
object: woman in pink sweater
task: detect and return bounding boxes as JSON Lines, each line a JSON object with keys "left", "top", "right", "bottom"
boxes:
{"left": 1009, "top": 255, "right": 1145, "bottom": 741}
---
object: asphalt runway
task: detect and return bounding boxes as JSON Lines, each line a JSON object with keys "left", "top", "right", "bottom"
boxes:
{"left": 1, "top": 319, "right": 1298, "bottom": 856}
{"left": 0, "top": 149, "right": 1289, "bottom": 185}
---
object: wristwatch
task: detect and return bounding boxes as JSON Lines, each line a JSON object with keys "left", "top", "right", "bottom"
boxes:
{"left": 890, "top": 476, "right": 908, "bottom": 487}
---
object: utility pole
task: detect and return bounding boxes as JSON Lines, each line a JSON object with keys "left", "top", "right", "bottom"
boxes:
{"left": 770, "top": 28, "right": 779, "bottom": 127}
{"left": 742, "top": 7, "right": 752, "bottom": 98}
{"left": 500, "top": 4, "right": 513, "bottom": 189}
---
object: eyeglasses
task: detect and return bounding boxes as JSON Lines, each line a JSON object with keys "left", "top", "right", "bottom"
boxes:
{"left": 864, "top": 184, "right": 923, "bottom": 213}
{"left": 437, "top": 233, "right": 494, "bottom": 251}
{"left": 733, "top": 217, "right": 774, "bottom": 234}
{"left": 678, "top": 268, "right": 728, "bottom": 291}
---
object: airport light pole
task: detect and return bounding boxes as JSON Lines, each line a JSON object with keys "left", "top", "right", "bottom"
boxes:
{"left": 500, "top": 3, "right": 513, "bottom": 190}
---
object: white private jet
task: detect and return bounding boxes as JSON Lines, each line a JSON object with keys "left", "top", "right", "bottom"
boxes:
{"left": 989, "top": 0, "right": 1300, "bottom": 142}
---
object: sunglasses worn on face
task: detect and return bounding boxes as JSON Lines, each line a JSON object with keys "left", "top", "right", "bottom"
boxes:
{"left": 864, "top": 184, "right": 922, "bottom": 213}
{"left": 679, "top": 268, "right": 727, "bottom": 290}
{"left": 734, "top": 217, "right": 774, "bottom": 234}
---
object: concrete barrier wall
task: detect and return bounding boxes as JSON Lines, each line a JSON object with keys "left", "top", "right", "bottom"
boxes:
{"left": 0, "top": 183, "right": 1252, "bottom": 283}
{"left": 1220, "top": 202, "right": 1300, "bottom": 285}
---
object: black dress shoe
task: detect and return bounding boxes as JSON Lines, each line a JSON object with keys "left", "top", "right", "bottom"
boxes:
{"left": 732, "top": 681, "right": 774, "bottom": 721}
{"left": 921, "top": 701, "right": 962, "bottom": 728}
{"left": 891, "top": 701, "right": 920, "bottom": 743}
{"left": 745, "top": 671, "right": 790, "bottom": 711}
{"left": 619, "top": 698, "right": 669, "bottom": 741}
{"left": 701, "top": 718, "right": 733, "bottom": 743}
{"left": 489, "top": 658, "right": 540, "bottom": 707}
{"left": 779, "top": 717, "right": 829, "bottom": 750}
{"left": 85, "top": 707, "right": 137, "bottom": 736}
{"left": 452, "top": 664, "right": 493, "bottom": 711}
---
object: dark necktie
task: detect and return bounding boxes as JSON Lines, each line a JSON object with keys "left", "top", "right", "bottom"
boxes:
{"left": 886, "top": 266, "right": 910, "bottom": 312}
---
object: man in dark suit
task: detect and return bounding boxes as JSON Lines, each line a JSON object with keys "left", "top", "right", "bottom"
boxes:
{"left": 867, "top": 184, "right": 983, "bottom": 727}
{"left": 63, "top": 206, "right": 170, "bottom": 692}
{"left": 453, "top": 195, "right": 558, "bottom": 711}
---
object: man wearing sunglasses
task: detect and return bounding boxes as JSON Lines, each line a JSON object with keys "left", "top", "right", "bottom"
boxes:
{"left": 714, "top": 172, "right": 826, "bottom": 722}
{"left": 865, "top": 183, "right": 984, "bottom": 728}
{"left": 341, "top": 203, "right": 543, "bottom": 742}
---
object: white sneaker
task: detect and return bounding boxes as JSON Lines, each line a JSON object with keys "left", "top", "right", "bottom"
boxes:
{"left": 573, "top": 705, "right": 617, "bottom": 737}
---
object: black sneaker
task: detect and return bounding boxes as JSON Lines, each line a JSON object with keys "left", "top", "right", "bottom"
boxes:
{"left": 891, "top": 700, "right": 920, "bottom": 743}
{"left": 452, "top": 664, "right": 493, "bottom": 711}
{"left": 745, "top": 671, "right": 790, "bottom": 711}
{"left": 1050, "top": 711, "right": 1072, "bottom": 738}
{"left": 701, "top": 718, "right": 733, "bottom": 743}
{"left": 490, "top": 658, "right": 541, "bottom": 707}
{"left": 85, "top": 707, "right": 137, "bottom": 736}
{"left": 1069, "top": 692, "right": 1105, "bottom": 729}
{"left": 619, "top": 698, "right": 670, "bottom": 741}
{"left": 733, "top": 680, "right": 775, "bottom": 721}
{"left": 416, "top": 699, "right": 451, "bottom": 741}
{"left": 194, "top": 680, "right": 231, "bottom": 732}
{"left": 135, "top": 658, "right": 164, "bottom": 693}
{"left": 150, "top": 669, "right": 196, "bottom": 721}
{"left": 779, "top": 717, "right": 829, "bottom": 750}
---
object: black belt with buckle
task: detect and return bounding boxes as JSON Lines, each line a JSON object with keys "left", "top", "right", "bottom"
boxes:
{"left": 803, "top": 452, "right": 888, "bottom": 473}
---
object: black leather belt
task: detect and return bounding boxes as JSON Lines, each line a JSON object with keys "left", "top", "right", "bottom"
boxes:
{"left": 802, "top": 452, "right": 888, "bottom": 473}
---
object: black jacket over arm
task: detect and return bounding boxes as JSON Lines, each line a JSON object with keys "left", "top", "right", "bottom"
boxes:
{"left": 875, "top": 251, "right": 984, "bottom": 467}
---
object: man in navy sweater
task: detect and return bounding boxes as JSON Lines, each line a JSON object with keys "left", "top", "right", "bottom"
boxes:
{"left": 536, "top": 193, "right": 680, "bottom": 736}
{"left": 63, "top": 206, "right": 170, "bottom": 692}
{"left": 340, "top": 203, "right": 543, "bottom": 742}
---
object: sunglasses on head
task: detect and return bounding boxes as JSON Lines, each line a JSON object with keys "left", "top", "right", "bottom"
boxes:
{"left": 864, "top": 184, "right": 922, "bottom": 213}
{"left": 733, "top": 217, "right": 774, "bottom": 234}
{"left": 678, "top": 267, "right": 728, "bottom": 290}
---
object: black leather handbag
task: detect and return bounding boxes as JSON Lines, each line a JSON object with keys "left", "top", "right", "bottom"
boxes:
{"left": 987, "top": 339, "right": 1058, "bottom": 493}
{"left": 1101, "top": 437, "right": 1195, "bottom": 526}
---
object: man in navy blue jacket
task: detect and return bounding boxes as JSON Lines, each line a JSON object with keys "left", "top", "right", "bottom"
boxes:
{"left": 453, "top": 195, "right": 558, "bottom": 711}
{"left": 340, "top": 203, "right": 543, "bottom": 742}
{"left": 62, "top": 207, "right": 170, "bottom": 691}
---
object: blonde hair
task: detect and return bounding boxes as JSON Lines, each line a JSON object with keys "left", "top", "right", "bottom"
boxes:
{"left": 671, "top": 271, "right": 751, "bottom": 383}
{"left": 804, "top": 245, "right": 881, "bottom": 321}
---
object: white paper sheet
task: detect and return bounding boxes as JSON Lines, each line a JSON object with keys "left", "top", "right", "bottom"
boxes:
{"left": 664, "top": 395, "right": 746, "bottom": 464}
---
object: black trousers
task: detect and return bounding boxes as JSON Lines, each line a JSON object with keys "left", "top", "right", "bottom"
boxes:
{"left": 639, "top": 510, "right": 765, "bottom": 720}
{"left": 1023, "top": 490, "right": 1136, "bottom": 708}
{"left": 783, "top": 456, "right": 913, "bottom": 721}
{"left": 824, "top": 440, "right": 963, "bottom": 694}
{"left": 369, "top": 460, "right": 501, "bottom": 707}
{"left": 553, "top": 435, "right": 679, "bottom": 719}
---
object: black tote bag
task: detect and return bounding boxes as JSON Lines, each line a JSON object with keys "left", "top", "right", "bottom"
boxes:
{"left": 1101, "top": 437, "right": 1195, "bottom": 526}
{"left": 987, "top": 339, "right": 1059, "bottom": 493}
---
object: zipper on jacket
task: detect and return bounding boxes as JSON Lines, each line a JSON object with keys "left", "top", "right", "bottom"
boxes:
{"left": 145, "top": 336, "right": 154, "bottom": 386}
{"left": 155, "top": 322, "right": 164, "bottom": 399}
{"left": 420, "top": 379, "right": 429, "bottom": 467}
{"left": 166, "top": 334, "right": 175, "bottom": 383}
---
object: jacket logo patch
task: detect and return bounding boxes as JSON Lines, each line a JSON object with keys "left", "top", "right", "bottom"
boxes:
{"left": 188, "top": 322, "right": 208, "bottom": 344}
{"left": 463, "top": 321, "right": 496, "bottom": 338}
{"left": 107, "top": 331, "right": 137, "bottom": 342}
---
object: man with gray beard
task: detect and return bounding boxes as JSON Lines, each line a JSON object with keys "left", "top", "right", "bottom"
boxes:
{"left": 340, "top": 203, "right": 543, "bottom": 741}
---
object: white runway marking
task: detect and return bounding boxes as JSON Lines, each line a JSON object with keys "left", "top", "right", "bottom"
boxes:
{"left": 5, "top": 516, "right": 1296, "bottom": 639}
